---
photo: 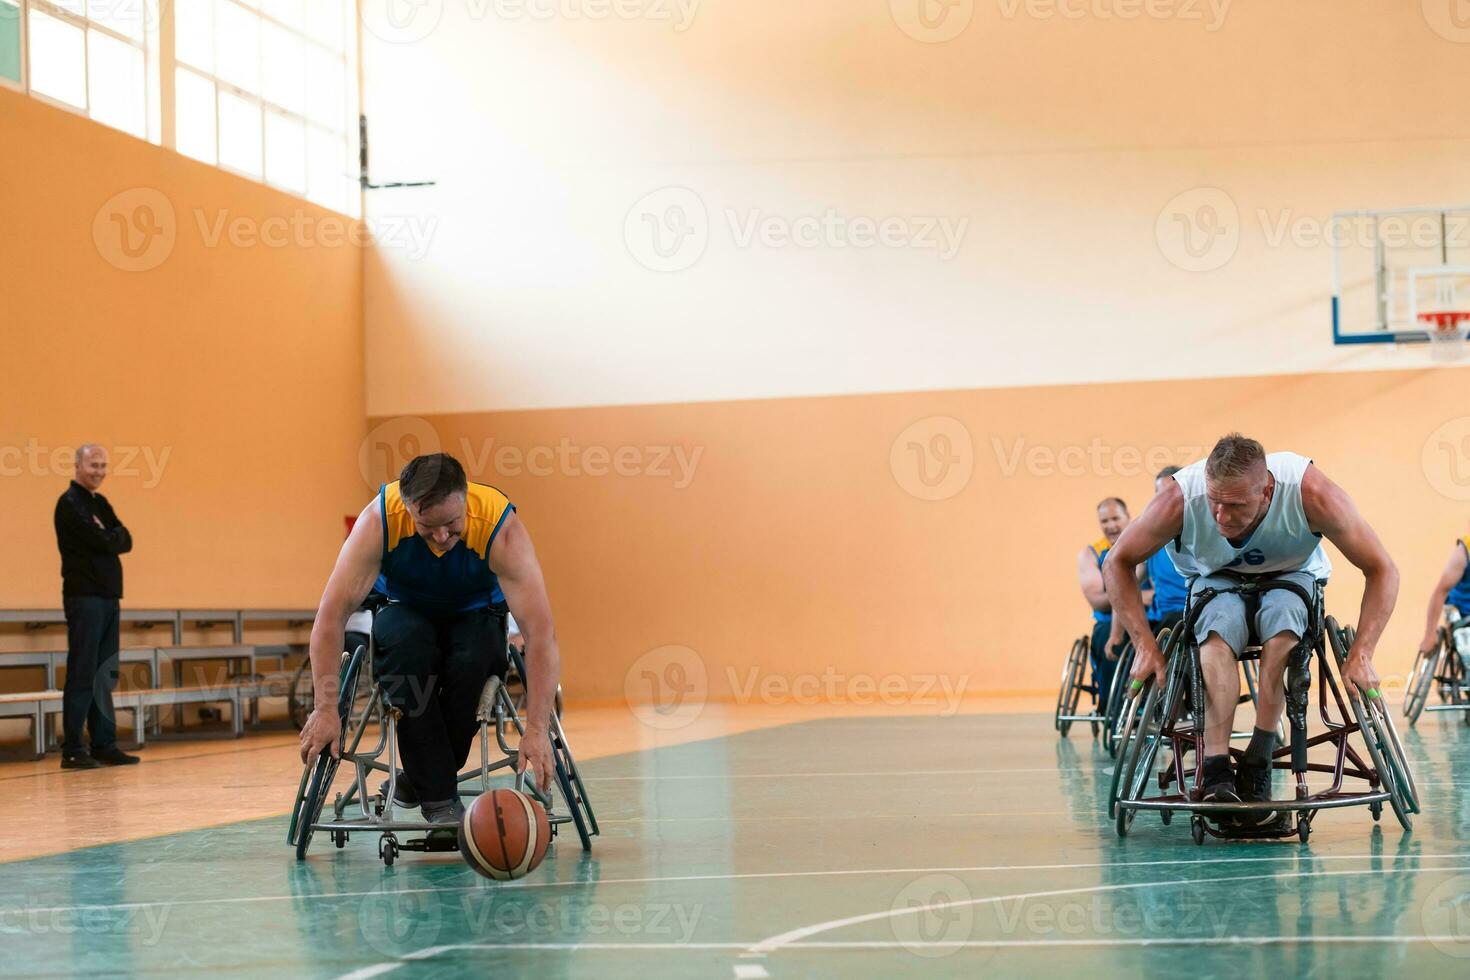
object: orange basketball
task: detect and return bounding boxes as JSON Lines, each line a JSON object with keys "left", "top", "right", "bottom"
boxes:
{"left": 458, "top": 789, "right": 551, "bottom": 880}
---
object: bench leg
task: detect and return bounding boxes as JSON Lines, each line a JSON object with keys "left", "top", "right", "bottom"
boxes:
{"left": 33, "top": 707, "right": 45, "bottom": 760}
{"left": 233, "top": 692, "right": 243, "bottom": 737}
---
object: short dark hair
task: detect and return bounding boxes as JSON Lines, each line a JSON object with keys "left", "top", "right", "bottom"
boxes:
{"left": 399, "top": 453, "right": 468, "bottom": 509}
{"left": 1097, "top": 497, "right": 1128, "bottom": 515}
{"left": 1156, "top": 465, "right": 1181, "bottom": 481}
{"left": 1206, "top": 433, "right": 1266, "bottom": 484}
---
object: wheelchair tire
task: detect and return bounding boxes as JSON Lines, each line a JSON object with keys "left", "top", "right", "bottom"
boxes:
{"left": 1326, "top": 618, "right": 1412, "bottom": 831}
{"left": 287, "top": 657, "right": 311, "bottom": 731}
{"left": 290, "top": 646, "right": 367, "bottom": 857}
{"left": 1103, "top": 644, "right": 1136, "bottom": 757}
{"left": 1055, "top": 637, "right": 1089, "bottom": 737}
{"left": 1404, "top": 644, "right": 1438, "bottom": 724}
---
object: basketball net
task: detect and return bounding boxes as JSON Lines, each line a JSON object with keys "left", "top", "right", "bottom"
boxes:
{"left": 1419, "top": 312, "right": 1470, "bottom": 363}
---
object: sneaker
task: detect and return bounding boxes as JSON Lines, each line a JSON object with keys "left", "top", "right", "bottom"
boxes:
{"left": 92, "top": 746, "right": 140, "bottom": 766}
{"left": 60, "top": 752, "right": 100, "bottom": 770}
{"left": 1198, "top": 756, "right": 1240, "bottom": 806}
{"left": 378, "top": 775, "right": 419, "bottom": 808}
{"left": 1235, "top": 758, "right": 1277, "bottom": 826}
{"left": 421, "top": 798, "right": 465, "bottom": 826}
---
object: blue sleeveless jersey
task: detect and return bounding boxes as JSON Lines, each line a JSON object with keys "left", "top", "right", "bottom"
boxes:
{"left": 1146, "top": 545, "right": 1188, "bottom": 619}
{"left": 373, "top": 481, "right": 515, "bottom": 614}
{"left": 1448, "top": 538, "right": 1470, "bottom": 616}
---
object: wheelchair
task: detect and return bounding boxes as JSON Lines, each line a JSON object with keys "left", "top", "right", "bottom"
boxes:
{"left": 286, "top": 607, "right": 598, "bottom": 867}
{"left": 1403, "top": 606, "right": 1470, "bottom": 726}
{"left": 1109, "top": 577, "right": 1418, "bottom": 844}
{"left": 1103, "top": 632, "right": 1277, "bottom": 759}
{"left": 1055, "top": 634, "right": 1104, "bottom": 738}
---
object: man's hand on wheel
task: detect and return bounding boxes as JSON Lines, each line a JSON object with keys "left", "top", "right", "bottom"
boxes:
{"left": 1342, "top": 654, "right": 1382, "bottom": 700}
{"left": 517, "top": 725, "right": 555, "bottom": 794}
{"left": 299, "top": 707, "right": 342, "bottom": 768}
{"left": 1129, "top": 639, "right": 1167, "bottom": 689}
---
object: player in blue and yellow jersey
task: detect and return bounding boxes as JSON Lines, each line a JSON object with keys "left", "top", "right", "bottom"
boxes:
{"left": 299, "top": 453, "right": 558, "bottom": 824}
{"left": 1078, "top": 497, "right": 1130, "bottom": 713}
{"left": 1416, "top": 533, "right": 1470, "bottom": 657}
{"left": 1143, "top": 466, "right": 1189, "bottom": 635}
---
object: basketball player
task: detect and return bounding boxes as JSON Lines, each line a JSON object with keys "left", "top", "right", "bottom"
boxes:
{"left": 298, "top": 453, "right": 558, "bottom": 825}
{"left": 1103, "top": 435, "right": 1396, "bottom": 819}
{"left": 1415, "top": 534, "right": 1470, "bottom": 657}
{"left": 1079, "top": 498, "right": 1130, "bottom": 714}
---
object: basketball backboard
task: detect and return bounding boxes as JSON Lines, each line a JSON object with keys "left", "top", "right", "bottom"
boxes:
{"left": 1331, "top": 204, "right": 1470, "bottom": 346}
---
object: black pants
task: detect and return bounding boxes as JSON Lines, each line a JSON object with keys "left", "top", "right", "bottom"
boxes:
{"left": 372, "top": 604, "right": 507, "bottom": 803}
{"left": 62, "top": 594, "right": 120, "bottom": 755}
{"left": 1090, "top": 620, "right": 1116, "bottom": 715}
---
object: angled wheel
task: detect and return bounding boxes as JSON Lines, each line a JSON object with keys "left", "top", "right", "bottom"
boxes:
{"left": 1055, "top": 637, "right": 1088, "bottom": 737}
{"left": 1103, "top": 644, "right": 1136, "bottom": 757}
{"left": 290, "top": 645, "right": 367, "bottom": 858}
{"left": 1326, "top": 618, "right": 1412, "bottom": 831}
{"left": 1404, "top": 639, "right": 1440, "bottom": 725}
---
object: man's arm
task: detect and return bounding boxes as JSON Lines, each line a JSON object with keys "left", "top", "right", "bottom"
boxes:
{"left": 299, "top": 499, "right": 384, "bottom": 765}
{"left": 1420, "top": 545, "right": 1467, "bottom": 652}
{"left": 94, "top": 495, "right": 134, "bottom": 554}
{"left": 1077, "top": 548, "right": 1110, "bottom": 613}
{"left": 488, "top": 511, "right": 559, "bottom": 793}
{"left": 1301, "top": 465, "right": 1399, "bottom": 693}
{"left": 55, "top": 494, "right": 132, "bottom": 555}
{"left": 1102, "top": 483, "right": 1185, "bottom": 684}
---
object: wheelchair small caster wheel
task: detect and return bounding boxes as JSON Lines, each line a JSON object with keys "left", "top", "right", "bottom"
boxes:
{"left": 1297, "top": 820, "right": 1310, "bottom": 844}
{"left": 1190, "top": 816, "right": 1205, "bottom": 845}
{"left": 1160, "top": 809, "right": 1172, "bottom": 826}
{"left": 1370, "top": 801, "right": 1382, "bottom": 822}
{"left": 332, "top": 830, "right": 348, "bottom": 849}
{"left": 379, "top": 835, "right": 399, "bottom": 867}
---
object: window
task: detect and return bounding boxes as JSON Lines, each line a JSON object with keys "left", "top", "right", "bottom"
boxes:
{"left": 10, "top": 0, "right": 358, "bottom": 216}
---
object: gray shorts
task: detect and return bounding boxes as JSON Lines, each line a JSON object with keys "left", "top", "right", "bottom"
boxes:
{"left": 1189, "top": 570, "right": 1319, "bottom": 655}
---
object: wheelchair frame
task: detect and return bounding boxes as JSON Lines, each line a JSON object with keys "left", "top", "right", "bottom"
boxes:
{"left": 1109, "top": 577, "right": 1418, "bottom": 844}
{"left": 1403, "top": 606, "right": 1470, "bottom": 726}
{"left": 287, "top": 639, "right": 598, "bottom": 867}
{"left": 1055, "top": 634, "right": 1103, "bottom": 738}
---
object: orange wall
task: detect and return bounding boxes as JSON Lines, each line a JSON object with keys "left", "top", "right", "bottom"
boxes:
{"left": 0, "top": 89, "right": 366, "bottom": 608}
{"left": 375, "top": 364, "right": 1469, "bottom": 702}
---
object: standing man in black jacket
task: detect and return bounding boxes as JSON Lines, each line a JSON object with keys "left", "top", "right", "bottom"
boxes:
{"left": 54, "top": 444, "right": 140, "bottom": 769}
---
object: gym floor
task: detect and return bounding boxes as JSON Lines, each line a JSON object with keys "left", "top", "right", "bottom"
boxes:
{"left": 4, "top": 699, "right": 1469, "bottom": 978}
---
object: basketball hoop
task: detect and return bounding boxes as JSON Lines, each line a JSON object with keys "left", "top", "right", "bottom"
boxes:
{"left": 1419, "top": 311, "right": 1470, "bottom": 362}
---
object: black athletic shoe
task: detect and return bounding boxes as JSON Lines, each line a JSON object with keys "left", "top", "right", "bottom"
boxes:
{"left": 1235, "top": 758, "right": 1277, "bottom": 825}
{"left": 422, "top": 798, "right": 465, "bottom": 825}
{"left": 61, "top": 752, "right": 100, "bottom": 770}
{"left": 92, "top": 746, "right": 140, "bottom": 766}
{"left": 378, "top": 775, "right": 419, "bottom": 808}
{"left": 1198, "top": 756, "right": 1240, "bottom": 806}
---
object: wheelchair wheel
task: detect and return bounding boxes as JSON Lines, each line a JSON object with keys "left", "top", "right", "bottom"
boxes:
{"left": 1055, "top": 637, "right": 1089, "bottom": 737}
{"left": 1404, "top": 642, "right": 1440, "bottom": 726}
{"left": 1114, "top": 630, "right": 1188, "bottom": 837}
{"left": 290, "top": 645, "right": 367, "bottom": 858}
{"left": 1326, "top": 618, "right": 1412, "bottom": 831}
{"left": 1103, "top": 644, "right": 1136, "bottom": 757}
{"left": 287, "top": 657, "right": 311, "bottom": 731}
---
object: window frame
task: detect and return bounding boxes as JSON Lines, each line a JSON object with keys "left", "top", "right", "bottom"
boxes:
{"left": 22, "top": 0, "right": 154, "bottom": 140}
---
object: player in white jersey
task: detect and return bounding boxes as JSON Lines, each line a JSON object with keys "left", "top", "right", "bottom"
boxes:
{"left": 1101, "top": 434, "right": 1398, "bottom": 818}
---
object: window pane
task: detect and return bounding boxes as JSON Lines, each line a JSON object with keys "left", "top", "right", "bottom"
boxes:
{"left": 51, "top": 0, "right": 85, "bottom": 16}
{"left": 306, "top": 126, "right": 347, "bottom": 212}
{"left": 261, "top": 21, "right": 303, "bottom": 114}
{"left": 28, "top": 8, "right": 86, "bottom": 109}
{"left": 174, "top": 0, "right": 214, "bottom": 73}
{"left": 87, "top": 0, "right": 145, "bottom": 41}
{"left": 261, "top": 0, "right": 302, "bottom": 30}
{"left": 264, "top": 110, "right": 305, "bottom": 191}
{"left": 87, "top": 29, "right": 145, "bottom": 137}
{"left": 218, "top": 89, "right": 262, "bottom": 176}
{"left": 216, "top": 0, "right": 260, "bottom": 92}
{"left": 0, "top": 1, "right": 21, "bottom": 84}
{"left": 175, "top": 66, "right": 216, "bottom": 163}
{"left": 304, "top": 46, "right": 342, "bottom": 130}
{"left": 304, "top": 0, "right": 342, "bottom": 52}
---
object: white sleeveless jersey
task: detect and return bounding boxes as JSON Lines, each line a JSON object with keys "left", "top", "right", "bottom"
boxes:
{"left": 1171, "top": 451, "right": 1331, "bottom": 580}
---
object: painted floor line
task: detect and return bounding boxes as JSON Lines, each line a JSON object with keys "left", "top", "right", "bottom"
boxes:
{"left": 746, "top": 863, "right": 1470, "bottom": 955}
{"left": 583, "top": 767, "right": 1088, "bottom": 780}
{"left": 10, "top": 851, "right": 1466, "bottom": 918}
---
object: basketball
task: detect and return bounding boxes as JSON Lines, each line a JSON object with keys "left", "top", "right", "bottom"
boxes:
{"left": 458, "top": 789, "right": 551, "bottom": 880}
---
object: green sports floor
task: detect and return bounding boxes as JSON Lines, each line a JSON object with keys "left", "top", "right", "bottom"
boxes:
{"left": 5, "top": 710, "right": 1470, "bottom": 978}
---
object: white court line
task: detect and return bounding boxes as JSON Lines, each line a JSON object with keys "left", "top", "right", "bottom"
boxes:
{"left": 335, "top": 966, "right": 404, "bottom": 980}
{"left": 14, "top": 851, "right": 1466, "bottom": 919}
{"left": 596, "top": 809, "right": 1073, "bottom": 824}
{"left": 745, "top": 864, "right": 1470, "bottom": 955}
{"left": 732, "top": 965, "right": 770, "bottom": 978}
{"left": 584, "top": 768, "right": 1085, "bottom": 781}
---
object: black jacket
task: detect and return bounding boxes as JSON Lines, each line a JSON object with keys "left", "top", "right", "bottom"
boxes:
{"left": 54, "top": 481, "right": 132, "bottom": 598}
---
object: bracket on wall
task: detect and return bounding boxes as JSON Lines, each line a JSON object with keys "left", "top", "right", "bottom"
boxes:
{"left": 359, "top": 115, "right": 438, "bottom": 190}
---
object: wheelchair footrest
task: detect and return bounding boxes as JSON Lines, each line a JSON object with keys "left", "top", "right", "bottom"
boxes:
{"left": 394, "top": 832, "right": 461, "bottom": 854}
